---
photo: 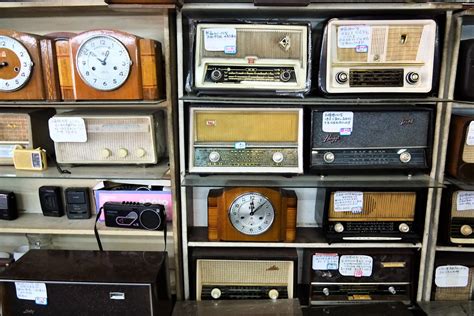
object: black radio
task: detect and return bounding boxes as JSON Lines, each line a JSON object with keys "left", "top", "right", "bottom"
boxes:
{"left": 310, "top": 107, "right": 433, "bottom": 173}
{"left": 104, "top": 201, "right": 166, "bottom": 231}
{"left": 0, "top": 191, "right": 17, "bottom": 221}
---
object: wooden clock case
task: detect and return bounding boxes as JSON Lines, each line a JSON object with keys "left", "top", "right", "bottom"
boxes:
{"left": 207, "top": 187, "right": 297, "bottom": 242}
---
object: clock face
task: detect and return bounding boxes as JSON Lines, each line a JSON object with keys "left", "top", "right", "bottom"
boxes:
{"left": 76, "top": 35, "right": 132, "bottom": 91}
{"left": 228, "top": 192, "right": 275, "bottom": 236}
{"left": 0, "top": 36, "right": 33, "bottom": 92}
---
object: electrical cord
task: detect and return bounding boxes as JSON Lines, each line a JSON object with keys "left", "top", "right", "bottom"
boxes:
{"left": 94, "top": 207, "right": 104, "bottom": 251}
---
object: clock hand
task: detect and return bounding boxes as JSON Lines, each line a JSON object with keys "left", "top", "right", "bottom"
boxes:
{"left": 103, "top": 50, "right": 110, "bottom": 64}
{"left": 90, "top": 51, "right": 104, "bottom": 63}
{"left": 250, "top": 201, "right": 268, "bottom": 216}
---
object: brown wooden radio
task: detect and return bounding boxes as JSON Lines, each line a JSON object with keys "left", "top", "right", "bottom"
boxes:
{"left": 66, "top": 29, "right": 163, "bottom": 100}
{"left": 433, "top": 252, "right": 474, "bottom": 301}
{"left": 207, "top": 187, "right": 297, "bottom": 242}
{"left": 446, "top": 115, "right": 474, "bottom": 181}
{"left": 0, "top": 29, "right": 60, "bottom": 101}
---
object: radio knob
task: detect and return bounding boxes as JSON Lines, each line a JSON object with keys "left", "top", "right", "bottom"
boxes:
{"left": 323, "top": 152, "right": 335, "bottom": 163}
{"left": 101, "top": 148, "right": 112, "bottom": 159}
{"left": 399, "top": 223, "right": 410, "bottom": 233}
{"left": 334, "top": 223, "right": 344, "bottom": 233}
{"left": 388, "top": 286, "right": 397, "bottom": 295}
{"left": 335, "top": 72, "right": 348, "bottom": 84}
{"left": 280, "top": 70, "right": 292, "bottom": 82}
{"left": 461, "top": 225, "right": 473, "bottom": 236}
{"left": 135, "top": 148, "right": 146, "bottom": 158}
{"left": 209, "top": 151, "right": 221, "bottom": 163}
{"left": 210, "top": 288, "right": 222, "bottom": 300}
{"left": 210, "top": 69, "right": 223, "bottom": 82}
{"left": 268, "top": 289, "right": 279, "bottom": 300}
{"left": 118, "top": 148, "right": 129, "bottom": 158}
{"left": 406, "top": 72, "right": 420, "bottom": 85}
{"left": 399, "top": 152, "right": 411, "bottom": 163}
{"left": 323, "top": 288, "right": 330, "bottom": 296}
{"left": 272, "top": 152, "right": 284, "bottom": 163}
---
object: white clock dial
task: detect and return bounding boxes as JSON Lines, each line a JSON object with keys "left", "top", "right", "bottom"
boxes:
{"left": 76, "top": 35, "right": 132, "bottom": 91}
{"left": 0, "top": 36, "right": 33, "bottom": 92}
{"left": 228, "top": 192, "right": 275, "bottom": 236}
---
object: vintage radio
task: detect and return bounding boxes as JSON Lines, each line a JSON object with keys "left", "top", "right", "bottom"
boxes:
{"left": 194, "top": 23, "right": 309, "bottom": 93}
{"left": 310, "top": 107, "right": 432, "bottom": 173}
{"left": 433, "top": 252, "right": 474, "bottom": 301}
{"left": 104, "top": 201, "right": 166, "bottom": 231}
{"left": 13, "top": 147, "right": 48, "bottom": 171}
{"left": 65, "top": 29, "right": 163, "bottom": 100}
{"left": 189, "top": 107, "right": 303, "bottom": 174}
{"left": 305, "top": 248, "right": 415, "bottom": 304}
{"left": 46, "top": 32, "right": 76, "bottom": 100}
{"left": 0, "top": 250, "right": 172, "bottom": 316}
{"left": 455, "top": 39, "right": 474, "bottom": 101}
{"left": 0, "top": 109, "right": 55, "bottom": 165}
{"left": 208, "top": 187, "right": 297, "bottom": 242}
{"left": 0, "top": 191, "right": 17, "bottom": 221}
{"left": 324, "top": 190, "right": 423, "bottom": 242}
{"left": 0, "top": 30, "right": 60, "bottom": 101}
{"left": 320, "top": 19, "right": 437, "bottom": 94}
{"left": 446, "top": 115, "right": 474, "bottom": 181}
{"left": 443, "top": 189, "right": 474, "bottom": 245}
{"left": 50, "top": 110, "right": 165, "bottom": 165}
{"left": 191, "top": 248, "right": 298, "bottom": 300}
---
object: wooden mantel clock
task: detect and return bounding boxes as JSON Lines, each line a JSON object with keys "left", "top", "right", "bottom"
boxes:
{"left": 208, "top": 187, "right": 297, "bottom": 242}
{"left": 67, "top": 29, "right": 163, "bottom": 100}
{"left": 0, "top": 29, "right": 60, "bottom": 101}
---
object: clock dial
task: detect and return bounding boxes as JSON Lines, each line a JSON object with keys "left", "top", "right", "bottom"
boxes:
{"left": 76, "top": 35, "right": 132, "bottom": 91}
{"left": 0, "top": 36, "right": 33, "bottom": 92}
{"left": 228, "top": 192, "right": 275, "bottom": 235}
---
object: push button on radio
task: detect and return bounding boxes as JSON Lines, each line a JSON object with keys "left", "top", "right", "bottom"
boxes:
{"left": 388, "top": 286, "right": 397, "bottom": 295}
{"left": 118, "top": 148, "right": 129, "bottom": 158}
{"left": 135, "top": 148, "right": 146, "bottom": 158}
{"left": 101, "top": 148, "right": 112, "bottom": 159}
{"left": 461, "top": 225, "right": 473, "bottom": 236}
{"left": 209, "top": 151, "right": 221, "bottom": 163}
{"left": 323, "top": 288, "right": 330, "bottom": 296}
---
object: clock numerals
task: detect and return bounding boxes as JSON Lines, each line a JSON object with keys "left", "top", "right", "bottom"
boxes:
{"left": 228, "top": 192, "right": 275, "bottom": 236}
{"left": 0, "top": 35, "right": 33, "bottom": 92}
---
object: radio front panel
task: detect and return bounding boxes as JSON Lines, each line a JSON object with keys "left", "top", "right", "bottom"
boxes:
{"left": 322, "top": 19, "right": 437, "bottom": 94}
{"left": 189, "top": 107, "right": 303, "bottom": 174}
{"left": 433, "top": 253, "right": 474, "bottom": 301}
{"left": 450, "top": 191, "right": 474, "bottom": 244}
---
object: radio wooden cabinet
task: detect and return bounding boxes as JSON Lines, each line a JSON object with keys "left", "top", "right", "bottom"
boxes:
{"left": 0, "top": 0, "right": 182, "bottom": 302}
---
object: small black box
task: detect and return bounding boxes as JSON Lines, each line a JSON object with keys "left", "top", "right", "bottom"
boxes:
{"left": 39, "top": 186, "right": 64, "bottom": 217}
{"left": 0, "top": 191, "right": 17, "bottom": 221}
{"left": 65, "top": 187, "right": 91, "bottom": 219}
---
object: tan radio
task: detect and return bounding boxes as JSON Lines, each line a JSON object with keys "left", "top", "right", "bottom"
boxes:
{"left": 325, "top": 190, "right": 420, "bottom": 242}
{"left": 321, "top": 19, "right": 437, "bottom": 94}
{"left": 189, "top": 107, "right": 303, "bottom": 174}
{"left": 448, "top": 190, "right": 474, "bottom": 244}
{"left": 194, "top": 24, "right": 309, "bottom": 93}
{"left": 0, "top": 109, "right": 55, "bottom": 165}
{"left": 13, "top": 147, "right": 48, "bottom": 171}
{"left": 50, "top": 110, "right": 165, "bottom": 165}
{"left": 434, "top": 253, "right": 474, "bottom": 301}
{"left": 446, "top": 115, "right": 474, "bottom": 181}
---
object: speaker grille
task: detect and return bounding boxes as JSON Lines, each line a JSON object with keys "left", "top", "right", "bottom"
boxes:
{"left": 386, "top": 26, "right": 423, "bottom": 62}
{"left": 462, "top": 143, "right": 474, "bottom": 163}
{"left": 0, "top": 114, "right": 30, "bottom": 142}
{"left": 349, "top": 69, "right": 404, "bottom": 87}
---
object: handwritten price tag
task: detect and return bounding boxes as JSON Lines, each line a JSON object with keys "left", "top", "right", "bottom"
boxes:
{"left": 322, "top": 112, "right": 353, "bottom": 135}
{"left": 457, "top": 191, "right": 474, "bottom": 211}
{"left": 337, "top": 25, "right": 370, "bottom": 49}
{"left": 435, "top": 265, "right": 469, "bottom": 288}
{"left": 48, "top": 117, "right": 87, "bottom": 143}
{"left": 334, "top": 191, "right": 363, "bottom": 213}
{"left": 339, "top": 255, "right": 373, "bottom": 277}
{"left": 204, "top": 28, "right": 237, "bottom": 52}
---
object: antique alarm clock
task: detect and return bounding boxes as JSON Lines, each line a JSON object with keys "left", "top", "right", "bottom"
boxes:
{"left": 0, "top": 29, "right": 60, "bottom": 101}
{"left": 66, "top": 29, "right": 163, "bottom": 100}
{"left": 207, "top": 187, "right": 297, "bottom": 242}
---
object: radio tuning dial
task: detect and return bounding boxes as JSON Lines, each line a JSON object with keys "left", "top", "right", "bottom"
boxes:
{"left": 118, "top": 148, "right": 129, "bottom": 158}
{"left": 334, "top": 223, "right": 344, "bottom": 233}
{"left": 323, "top": 152, "right": 335, "bottom": 163}
{"left": 399, "top": 223, "right": 410, "bottom": 233}
{"left": 399, "top": 152, "right": 411, "bottom": 163}
{"left": 101, "top": 148, "right": 112, "bottom": 159}
{"left": 461, "top": 225, "right": 473, "bottom": 236}
{"left": 335, "top": 72, "right": 348, "bottom": 84}
{"left": 280, "top": 70, "right": 292, "bottom": 82}
{"left": 210, "top": 288, "right": 222, "bottom": 300}
{"left": 135, "top": 148, "right": 146, "bottom": 158}
{"left": 209, "top": 151, "right": 221, "bottom": 163}
{"left": 210, "top": 69, "right": 223, "bottom": 82}
{"left": 268, "top": 289, "right": 279, "bottom": 300}
{"left": 388, "top": 286, "right": 397, "bottom": 295}
{"left": 272, "top": 152, "right": 284, "bottom": 164}
{"left": 406, "top": 72, "right": 420, "bottom": 85}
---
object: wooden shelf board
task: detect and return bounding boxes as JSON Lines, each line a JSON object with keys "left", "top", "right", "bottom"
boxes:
{"left": 188, "top": 227, "right": 421, "bottom": 249}
{"left": 0, "top": 99, "right": 167, "bottom": 109}
{"left": 436, "top": 245, "right": 474, "bottom": 253}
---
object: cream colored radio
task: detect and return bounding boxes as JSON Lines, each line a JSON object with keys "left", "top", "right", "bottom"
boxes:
{"left": 194, "top": 24, "right": 308, "bottom": 92}
{"left": 449, "top": 191, "right": 474, "bottom": 244}
{"left": 50, "top": 110, "right": 165, "bottom": 165}
{"left": 189, "top": 107, "right": 303, "bottom": 174}
{"left": 321, "top": 19, "right": 437, "bottom": 93}
{"left": 0, "top": 109, "right": 55, "bottom": 165}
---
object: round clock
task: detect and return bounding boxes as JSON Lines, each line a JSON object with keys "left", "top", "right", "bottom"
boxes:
{"left": 75, "top": 35, "right": 132, "bottom": 91}
{"left": 228, "top": 192, "right": 275, "bottom": 235}
{"left": 0, "top": 35, "right": 34, "bottom": 92}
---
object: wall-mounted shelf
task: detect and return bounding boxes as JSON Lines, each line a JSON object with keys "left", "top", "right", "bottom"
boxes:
{"left": 0, "top": 99, "right": 167, "bottom": 109}
{"left": 436, "top": 245, "right": 474, "bottom": 253}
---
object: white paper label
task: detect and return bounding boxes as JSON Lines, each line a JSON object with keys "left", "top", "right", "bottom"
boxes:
{"left": 334, "top": 191, "right": 363, "bottom": 213}
{"left": 339, "top": 255, "right": 373, "bottom": 277}
{"left": 15, "top": 282, "right": 47, "bottom": 303}
{"left": 322, "top": 112, "right": 354, "bottom": 135}
{"left": 435, "top": 265, "right": 469, "bottom": 288}
{"left": 0, "top": 145, "right": 18, "bottom": 158}
{"left": 312, "top": 253, "right": 339, "bottom": 270}
{"left": 48, "top": 117, "right": 87, "bottom": 143}
{"left": 338, "top": 25, "right": 371, "bottom": 48}
{"left": 467, "top": 121, "right": 474, "bottom": 146}
{"left": 204, "top": 28, "right": 237, "bottom": 52}
{"left": 457, "top": 191, "right": 474, "bottom": 211}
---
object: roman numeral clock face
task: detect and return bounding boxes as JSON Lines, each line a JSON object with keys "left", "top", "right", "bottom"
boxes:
{"left": 229, "top": 192, "right": 275, "bottom": 235}
{"left": 0, "top": 36, "right": 33, "bottom": 92}
{"left": 76, "top": 35, "right": 132, "bottom": 91}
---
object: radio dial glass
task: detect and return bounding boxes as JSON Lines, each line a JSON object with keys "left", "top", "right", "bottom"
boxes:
{"left": 228, "top": 192, "right": 275, "bottom": 235}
